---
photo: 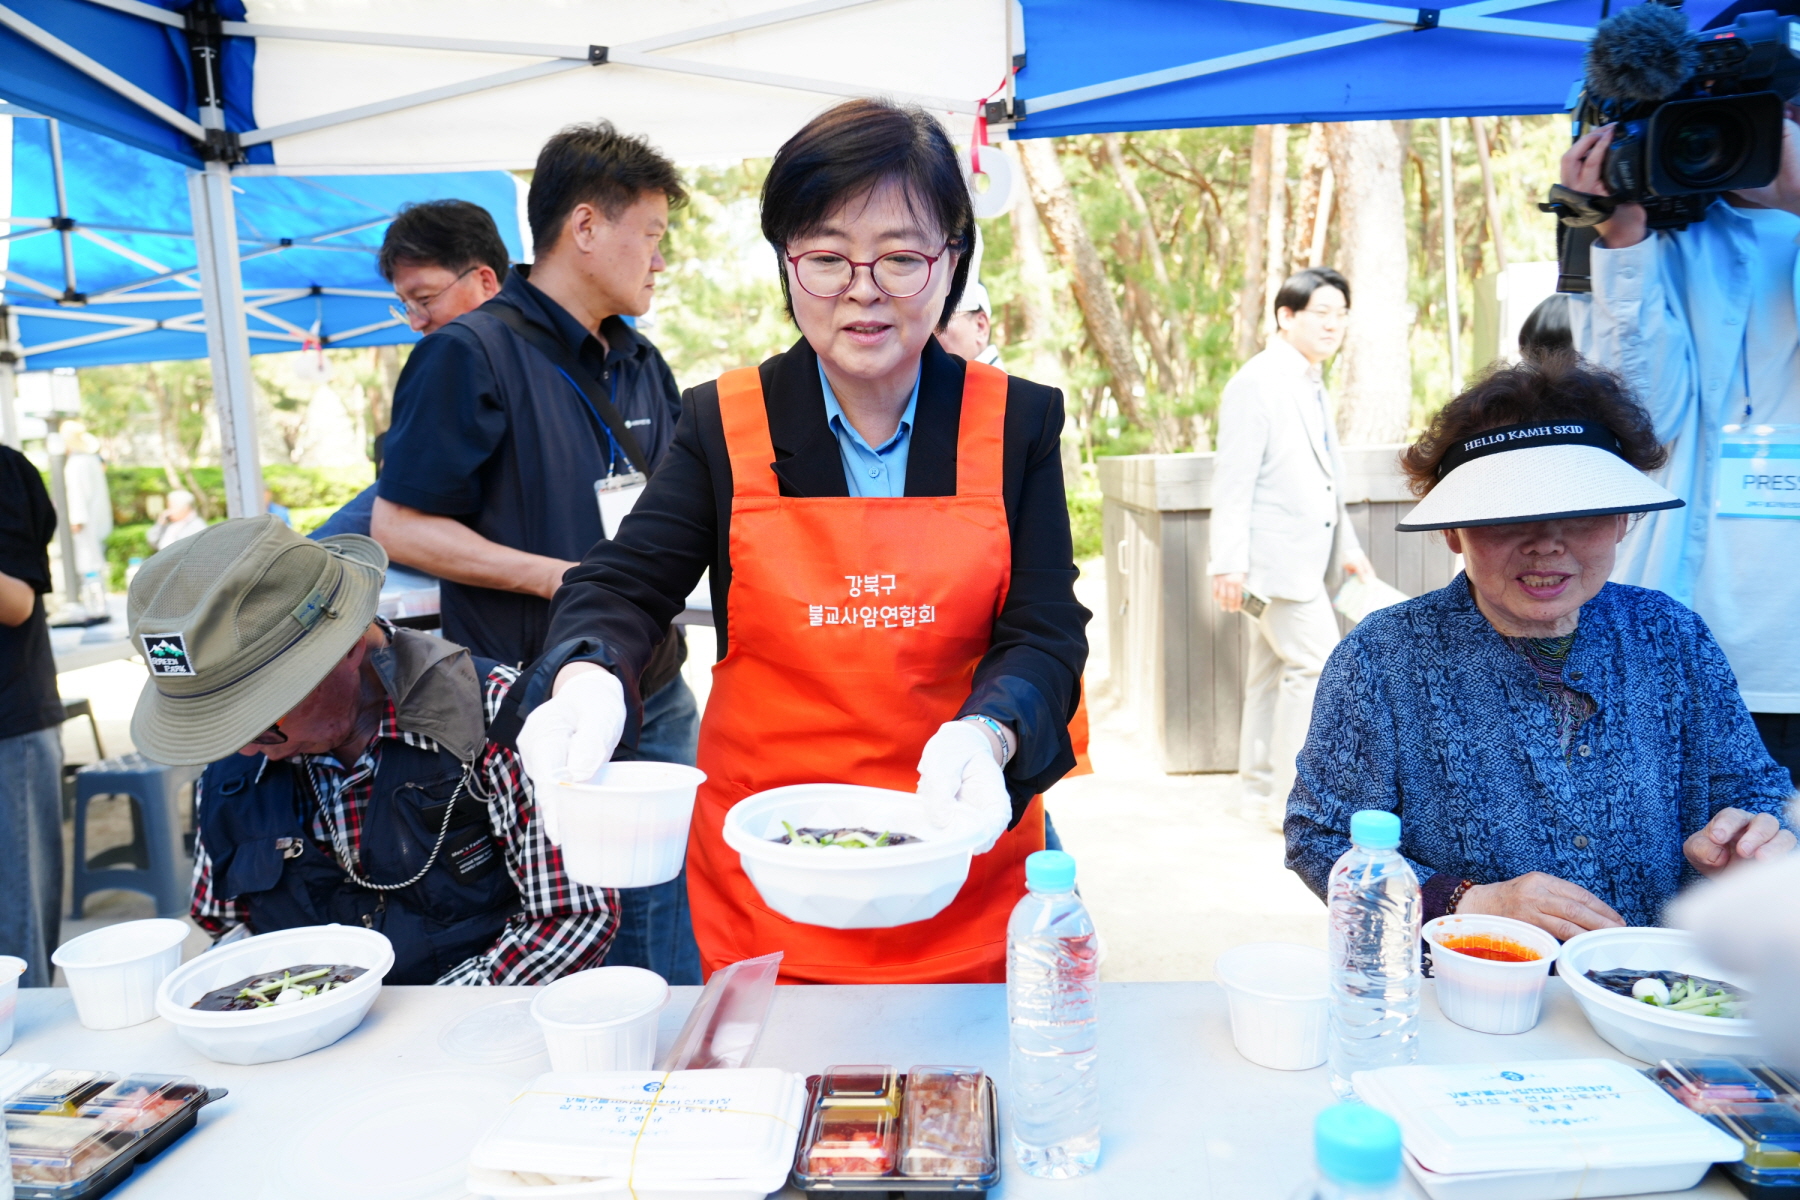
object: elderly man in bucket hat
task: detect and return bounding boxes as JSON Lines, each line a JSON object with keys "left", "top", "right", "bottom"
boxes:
{"left": 129, "top": 516, "right": 615, "bottom": 984}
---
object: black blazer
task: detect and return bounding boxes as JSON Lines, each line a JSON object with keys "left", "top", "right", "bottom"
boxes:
{"left": 541, "top": 336, "right": 1090, "bottom": 814}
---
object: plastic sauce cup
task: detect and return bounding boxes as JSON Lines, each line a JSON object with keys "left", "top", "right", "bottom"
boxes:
{"left": 1213, "top": 942, "right": 1330, "bottom": 1070}
{"left": 1424, "top": 914, "right": 1559, "bottom": 1035}
{"left": 548, "top": 762, "right": 707, "bottom": 889}
{"left": 0, "top": 954, "right": 25, "bottom": 1051}
{"left": 530, "top": 966, "right": 669, "bottom": 1072}
{"left": 51, "top": 918, "right": 189, "bottom": 1030}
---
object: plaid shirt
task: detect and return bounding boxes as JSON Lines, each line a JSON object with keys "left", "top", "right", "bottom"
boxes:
{"left": 190, "top": 648, "right": 616, "bottom": 985}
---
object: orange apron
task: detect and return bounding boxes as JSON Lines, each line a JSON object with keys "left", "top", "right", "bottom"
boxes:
{"left": 689, "top": 360, "right": 1044, "bottom": 984}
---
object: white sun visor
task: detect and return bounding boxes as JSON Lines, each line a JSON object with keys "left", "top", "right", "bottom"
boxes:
{"left": 1396, "top": 422, "right": 1684, "bottom": 532}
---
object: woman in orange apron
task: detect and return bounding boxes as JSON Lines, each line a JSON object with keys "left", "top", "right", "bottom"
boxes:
{"left": 516, "top": 99, "right": 1088, "bottom": 984}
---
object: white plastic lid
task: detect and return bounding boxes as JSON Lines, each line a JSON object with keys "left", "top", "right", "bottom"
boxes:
{"left": 439, "top": 999, "right": 547, "bottom": 1065}
{"left": 1354, "top": 1059, "right": 1745, "bottom": 1176}
{"left": 531, "top": 967, "right": 668, "bottom": 1030}
{"left": 276, "top": 1070, "right": 519, "bottom": 1199}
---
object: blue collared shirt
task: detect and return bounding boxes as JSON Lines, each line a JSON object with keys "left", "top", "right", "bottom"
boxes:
{"left": 818, "top": 362, "right": 919, "bottom": 498}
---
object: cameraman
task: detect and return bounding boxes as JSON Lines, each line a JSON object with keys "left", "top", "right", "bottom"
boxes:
{"left": 1562, "top": 6, "right": 1800, "bottom": 784}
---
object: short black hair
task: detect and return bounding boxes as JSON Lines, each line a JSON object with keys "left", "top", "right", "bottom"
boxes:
{"left": 1274, "top": 266, "right": 1351, "bottom": 317}
{"left": 378, "top": 200, "right": 510, "bottom": 284}
{"left": 528, "top": 121, "right": 687, "bottom": 251}
{"left": 760, "top": 99, "right": 974, "bottom": 329}
{"left": 1517, "top": 293, "right": 1574, "bottom": 361}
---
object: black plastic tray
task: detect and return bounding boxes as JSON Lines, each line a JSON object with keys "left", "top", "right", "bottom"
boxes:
{"left": 790, "top": 1073, "right": 1000, "bottom": 1197}
{"left": 9, "top": 1087, "right": 227, "bottom": 1200}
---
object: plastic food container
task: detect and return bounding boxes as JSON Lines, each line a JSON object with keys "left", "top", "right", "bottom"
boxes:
{"left": 50, "top": 919, "right": 188, "bottom": 1030}
{"left": 1557, "top": 926, "right": 1759, "bottom": 1062}
{"left": 1655, "top": 1058, "right": 1800, "bottom": 1198}
{"left": 3, "top": 1070, "right": 222, "bottom": 1200}
{"left": 153, "top": 924, "right": 393, "bottom": 1064}
{"left": 0, "top": 953, "right": 24, "bottom": 1052}
{"left": 529, "top": 966, "right": 668, "bottom": 1073}
{"left": 467, "top": 1068, "right": 805, "bottom": 1196}
{"left": 1423, "top": 914, "right": 1558, "bottom": 1035}
{"left": 1354, "top": 1058, "right": 1742, "bottom": 1200}
{"left": 1211, "top": 942, "right": 1329, "bottom": 1070}
{"left": 791, "top": 1067, "right": 1001, "bottom": 1194}
{"left": 721, "top": 784, "right": 987, "bottom": 929}
{"left": 548, "top": 761, "right": 707, "bottom": 888}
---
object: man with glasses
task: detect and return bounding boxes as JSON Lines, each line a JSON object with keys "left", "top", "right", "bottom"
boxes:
{"left": 371, "top": 123, "right": 702, "bottom": 984}
{"left": 1209, "top": 266, "right": 1376, "bottom": 833}
{"left": 130, "top": 517, "right": 615, "bottom": 984}
{"left": 309, "top": 200, "right": 509, "bottom": 542}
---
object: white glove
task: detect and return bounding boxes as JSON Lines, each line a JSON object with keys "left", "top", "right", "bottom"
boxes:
{"left": 916, "top": 720, "right": 1012, "bottom": 854}
{"left": 517, "top": 668, "right": 627, "bottom": 843}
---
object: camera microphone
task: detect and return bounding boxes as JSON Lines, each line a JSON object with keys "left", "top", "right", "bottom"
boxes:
{"left": 1584, "top": 3, "right": 1699, "bottom": 103}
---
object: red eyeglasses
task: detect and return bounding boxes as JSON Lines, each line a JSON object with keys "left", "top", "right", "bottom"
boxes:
{"left": 785, "top": 245, "right": 949, "bottom": 299}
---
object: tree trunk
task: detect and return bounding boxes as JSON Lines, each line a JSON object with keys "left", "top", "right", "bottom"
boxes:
{"left": 1470, "top": 116, "right": 1509, "bottom": 273}
{"left": 1261, "top": 125, "right": 1290, "bottom": 345}
{"left": 1289, "top": 124, "right": 1331, "bottom": 276}
{"left": 1004, "top": 142, "right": 1065, "bottom": 394}
{"left": 1237, "top": 125, "right": 1274, "bottom": 361}
{"left": 1017, "top": 138, "right": 1152, "bottom": 439}
{"left": 1325, "top": 120, "right": 1413, "bottom": 445}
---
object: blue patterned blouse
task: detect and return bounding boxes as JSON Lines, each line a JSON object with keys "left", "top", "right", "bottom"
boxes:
{"left": 1285, "top": 574, "right": 1794, "bottom": 928}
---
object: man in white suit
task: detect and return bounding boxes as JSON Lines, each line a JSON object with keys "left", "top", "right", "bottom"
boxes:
{"left": 1209, "top": 267, "right": 1374, "bottom": 831}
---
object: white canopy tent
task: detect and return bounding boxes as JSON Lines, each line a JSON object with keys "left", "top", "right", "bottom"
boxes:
{"left": 4, "top": 0, "right": 1016, "bottom": 512}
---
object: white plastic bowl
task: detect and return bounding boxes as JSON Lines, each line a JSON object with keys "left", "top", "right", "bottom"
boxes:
{"left": 51, "top": 918, "right": 189, "bottom": 1030}
{"left": 1212, "top": 942, "right": 1329, "bottom": 1070}
{"left": 0, "top": 954, "right": 24, "bottom": 1051}
{"left": 547, "top": 761, "right": 707, "bottom": 888}
{"left": 720, "top": 784, "right": 986, "bottom": 929}
{"left": 154, "top": 924, "right": 394, "bottom": 1064}
{"left": 1557, "top": 926, "right": 1760, "bottom": 1062}
{"left": 530, "top": 966, "right": 668, "bottom": 1073}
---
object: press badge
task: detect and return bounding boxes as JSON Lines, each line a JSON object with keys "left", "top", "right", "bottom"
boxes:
{"left": 1716, "top": 423, "right": 1800, "bottom": 519}
{"left": 595, "top": 471, "right": 648, "bottom": 540}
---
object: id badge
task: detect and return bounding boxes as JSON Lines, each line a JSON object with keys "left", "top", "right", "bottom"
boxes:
{"left": 595, "top": 471, "right": 648, "bottom": 540}
{"left": 1716, "top": 424, "right": 1800, "bottom": 520}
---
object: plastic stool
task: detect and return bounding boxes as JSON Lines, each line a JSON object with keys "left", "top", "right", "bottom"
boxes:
{"left": 59, "top": 697, "right": 106, "bottom": 759}
{"left": 70, "top": 754, "right": 205, "bottom": 919}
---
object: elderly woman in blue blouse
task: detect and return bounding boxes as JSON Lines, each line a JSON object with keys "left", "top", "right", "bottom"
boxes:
{"left": 1286, "top": 356, "right": 1795, "bottom": 940}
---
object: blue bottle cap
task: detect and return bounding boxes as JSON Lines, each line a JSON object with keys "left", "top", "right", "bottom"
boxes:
{"left": 1315, "top": 1103, "right": 1402, "bottom": 1186}
{"left": 1349, "top": 809, "right": 1401, "bottom": 850}
{"left": 1025, "top": 850, "right": 1076, "bottom": 892}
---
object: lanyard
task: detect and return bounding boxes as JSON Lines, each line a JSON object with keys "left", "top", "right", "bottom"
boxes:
{"left": 553, "top": 363, "right": 628, "bottom": 476}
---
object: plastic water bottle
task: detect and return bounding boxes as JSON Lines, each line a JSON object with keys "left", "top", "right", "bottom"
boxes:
{"left": 1007, "top": 849, "right": 1100, "bottom": 1178}
{"left": 1291, "top": 1103, "right": 1406, "bottom": 1199}
{"left": 1327, "top": 810, "right": 1421, "bottom": 1099}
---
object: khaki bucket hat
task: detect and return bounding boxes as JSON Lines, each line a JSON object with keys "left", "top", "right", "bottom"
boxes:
{"left": 128, "top": 515, "right": 387, "bottom": 765}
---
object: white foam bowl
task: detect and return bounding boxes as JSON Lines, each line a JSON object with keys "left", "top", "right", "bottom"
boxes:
{"left": 154, "top": 924, "right": 394, "bottom": 1064}
{"left": 549, "top": 761, "right": 707, "bottom": 889}
{"left": 1557, "top": 926, "right": 1760, "bottom": 1063}
{"left": 0, "top": 954, "right": 25, "bottom": 1051}
{"left": 51, "top": 918, "right": 189, "bottom": 1030}
{"left": 1212, "top": 942, "right": 1329, "bottom": 1070}
{"left": 720, "top": 784, "right": 986, "bottom": 929}
{"left": 530, "top": 966, "right": 669, "bottom": 1073}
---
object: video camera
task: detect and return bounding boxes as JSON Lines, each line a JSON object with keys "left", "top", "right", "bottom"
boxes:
{"left": 1547, "top": 1, "right": 1800, "bottom": 288}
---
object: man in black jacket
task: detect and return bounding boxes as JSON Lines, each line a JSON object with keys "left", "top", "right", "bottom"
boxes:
{"left": 371, "top": 123, "right": 701, "bottom": 983}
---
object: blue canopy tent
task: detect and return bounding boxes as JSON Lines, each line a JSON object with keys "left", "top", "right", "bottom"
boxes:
{"left": 1003, "top": 0, "right": 1736, "bottom": 136}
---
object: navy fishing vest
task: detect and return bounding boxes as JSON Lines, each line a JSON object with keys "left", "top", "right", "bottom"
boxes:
{"left": 198, "top": 703, "right": 522, "bottom": 985}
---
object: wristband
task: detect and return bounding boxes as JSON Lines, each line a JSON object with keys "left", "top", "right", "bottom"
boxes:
{"left": 1445, "top": 878, "right": 1476, "bottom": 915}
{"left": 960, "top": 714, "right": 1013, "bottom": 767}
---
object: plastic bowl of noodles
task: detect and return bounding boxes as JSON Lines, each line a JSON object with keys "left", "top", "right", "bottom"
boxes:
{"left": 721, "top": 784, "right": 988, "bottom": 929}
{"left": 155, "top": 924, "right": 394, "bottom": 1065}
{"left": 1558, "top": 926, "right": 1760, "bottom": 1063}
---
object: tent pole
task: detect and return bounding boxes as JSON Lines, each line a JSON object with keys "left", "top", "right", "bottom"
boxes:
{"left": 0, "top": 307, "right": 19, "bottom": 450}
{"left": 1439, "top": 116, "right": 1463, "bottom": 394}
{"left": 47, "top": 120, "right": 79, "bottom": 301}
{"left": 188, "top": 161, "right": 263, "bottom": 519}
